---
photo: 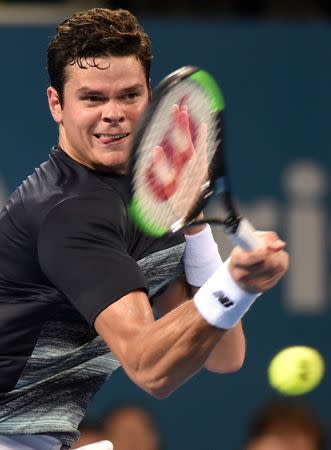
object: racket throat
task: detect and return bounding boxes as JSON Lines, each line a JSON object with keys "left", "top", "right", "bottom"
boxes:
{"left": 170, "top": 218, "right": 187, "bottom": 233}
{"left": 223, "top": 216, "right": 241, "bottom": 234}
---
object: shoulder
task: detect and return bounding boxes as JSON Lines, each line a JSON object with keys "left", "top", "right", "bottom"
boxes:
{"left": 39, "top": 188, "right": 128, "bottom": 247}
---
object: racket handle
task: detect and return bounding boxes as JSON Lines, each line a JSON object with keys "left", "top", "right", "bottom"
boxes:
{"left": 225, "top": 218, "right": 261, "bottom": 251}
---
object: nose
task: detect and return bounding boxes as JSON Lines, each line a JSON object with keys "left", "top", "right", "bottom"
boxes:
{"left": 102, "top": 100, "right": 125, "bottom": 124}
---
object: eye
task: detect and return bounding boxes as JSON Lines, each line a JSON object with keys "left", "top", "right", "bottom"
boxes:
{"left": 122, "top": 92, "right": 140, "bottom": 101}
{"left": 81, "top": 96, "right": 106, "bottom": 103}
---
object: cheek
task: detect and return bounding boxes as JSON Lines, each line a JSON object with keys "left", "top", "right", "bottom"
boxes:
{"left": 71, "top": 110, "right": 98, "bottom": 134}
{"left": 131, "top": 102, "right": 148, "bottom": 122}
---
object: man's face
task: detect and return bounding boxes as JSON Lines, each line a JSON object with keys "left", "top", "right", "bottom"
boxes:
{"left": 48, "top": 55, "right": 149, "bottom": 173}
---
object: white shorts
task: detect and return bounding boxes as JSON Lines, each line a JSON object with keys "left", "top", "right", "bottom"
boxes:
{"left": 0, "top": 436, "right": 113, "bottom": 450}
{"left": 0, "top": 435, "right": 62, "bottom": 450}
{"left": 75, "top": 442, "right": 113, "bottom": 449}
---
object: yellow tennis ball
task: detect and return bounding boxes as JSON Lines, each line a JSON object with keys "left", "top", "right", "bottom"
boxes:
{"left": 268, "top": 346, "right": 325, "bottom": 396}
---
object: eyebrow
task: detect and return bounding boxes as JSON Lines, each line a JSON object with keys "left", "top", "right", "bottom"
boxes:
{"left": 76, "top": 87, "right": 105, "bottom": 96}
{"left": 120, "top": 83, "right": 145, "bottom": 93}
{"left": 76, "top": 84, "right": 145, "bottom": 95}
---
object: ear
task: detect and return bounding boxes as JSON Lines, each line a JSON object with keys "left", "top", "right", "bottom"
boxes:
{"left": 47, "top": 87, "right": 63, "bottom": 123}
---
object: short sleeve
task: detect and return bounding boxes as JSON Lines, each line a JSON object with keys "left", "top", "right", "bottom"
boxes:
{"left": 38, "top": 190, "right": 148, "bottom": 325}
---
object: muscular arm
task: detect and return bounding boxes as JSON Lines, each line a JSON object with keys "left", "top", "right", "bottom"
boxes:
{"left": 95, "top": 232, "right": 288, "bottom": 399}
{"left": 94, "top": 287, "right": 224, "bottom": 399}
{"left": 154, "top": 276, "right": 246, "bottom": 373}
{"left": 95, "top": 273, "right": 245, "bottom": 400}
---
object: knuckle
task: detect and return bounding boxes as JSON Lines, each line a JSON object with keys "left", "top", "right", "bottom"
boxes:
{"left": 257, "top": 230, "right": 279, "bottom": 243}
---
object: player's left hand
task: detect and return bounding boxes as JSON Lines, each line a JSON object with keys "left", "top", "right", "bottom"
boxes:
{"left": 228, "top": 231, "right": 289, "bottom": 293}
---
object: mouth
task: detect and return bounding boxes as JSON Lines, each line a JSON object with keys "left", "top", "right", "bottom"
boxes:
{"left": 94, "top": 132, "right": 130, "bottom": 144}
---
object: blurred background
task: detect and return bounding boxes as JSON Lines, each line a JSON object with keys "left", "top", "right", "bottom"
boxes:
{"left": 0, "top": 0, "right": 330, "bottom": 449}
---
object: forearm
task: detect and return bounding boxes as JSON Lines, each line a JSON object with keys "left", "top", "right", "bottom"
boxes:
{"left": 188, "top": 284, "right": 246, "bottom": 374}
{"left": 122, "top": 300, "right": 224, "bottom": 398}
{"left": 97, "top": 227, "right": 287, "bottom": 399}
{"left": 204, "top": 321, "right": 245, "bottom": 372}
{"left": 182, "top": 227, "right": 288, "bottom": 374}
{"left": 183, "top": 225, "right": 244, "bottom": 372}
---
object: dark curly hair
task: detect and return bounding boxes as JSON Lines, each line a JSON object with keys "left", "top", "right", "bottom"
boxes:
{"left": 47, "top": 8, "right": 152, "bottom": 105}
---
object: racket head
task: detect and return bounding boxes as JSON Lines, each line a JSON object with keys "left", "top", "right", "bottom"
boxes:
{"left": 128, "top": 66, "right": 230, "bottom": 237}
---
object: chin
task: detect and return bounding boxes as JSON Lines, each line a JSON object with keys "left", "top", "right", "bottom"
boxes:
{"left": 97, "top": 158, "right": 128, "bottom": 174}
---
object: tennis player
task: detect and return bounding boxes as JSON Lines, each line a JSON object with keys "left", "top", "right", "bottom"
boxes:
{"left": 0, "top": 8, "right": 288, "bottom": 450}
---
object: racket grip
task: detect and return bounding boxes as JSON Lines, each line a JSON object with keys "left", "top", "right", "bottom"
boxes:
{"left": 225, "top": 218, "right": 261, "bottom": 251}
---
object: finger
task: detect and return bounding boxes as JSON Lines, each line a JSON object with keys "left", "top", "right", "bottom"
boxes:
{"left": 232, "top": 251, "right": 289, "bottom": 292}
{"left": 231, "top": 246, "right": 271, "bottom": 267}
{"left": 255, "top": 230, "right": 285, "bottom": 245}
{"left": 267, "top": 239, "right": 287, "bottom": 252}
{"left": 254, "top": 231, "right": 287, "bottom": 252}
{"left": 267, "top": 250, "right": 289, "bottom": 275}
{"left": 255, "top": 231, "right": 279, "bottom": 240}
{"left": 248, "top": 250, "right": 289, "bottom": 277}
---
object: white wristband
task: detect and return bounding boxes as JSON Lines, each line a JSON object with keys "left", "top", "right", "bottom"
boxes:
{"left": 193, "top": 259, "right": 261, "bottom": 329}
{"left": 184, "top": 225, "right": 222, "bottom": 287}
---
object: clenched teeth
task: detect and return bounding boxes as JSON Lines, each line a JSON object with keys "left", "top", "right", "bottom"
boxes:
{"left": 95, "top": 133, "right": 129, "bottom": 140}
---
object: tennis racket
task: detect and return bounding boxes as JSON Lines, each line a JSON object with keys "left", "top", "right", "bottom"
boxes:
{"left": 128, "top": 66, "right": 260, "bottom": 251}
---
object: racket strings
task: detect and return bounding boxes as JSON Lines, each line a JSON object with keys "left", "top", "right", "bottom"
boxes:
{"left": 132, "top": 80, "right": 221, "bottom": 231}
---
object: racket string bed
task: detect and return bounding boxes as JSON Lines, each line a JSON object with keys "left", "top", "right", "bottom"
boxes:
{"left": 132, "top": 80, "right": 220, "bottom": 230}
{"left": 130, "top": 66, "right": 259, "bottom": 250}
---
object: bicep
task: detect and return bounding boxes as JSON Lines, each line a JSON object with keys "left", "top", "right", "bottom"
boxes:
{"left": 94, "top": 289, "right": 154, "bottom": 369}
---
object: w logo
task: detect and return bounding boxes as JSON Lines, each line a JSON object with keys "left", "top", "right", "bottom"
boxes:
{"left": 214, "top": 291, "right": 234, "bottom": 308}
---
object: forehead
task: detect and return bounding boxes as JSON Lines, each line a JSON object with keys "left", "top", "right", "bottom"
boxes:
{"left": 64, "top": 55, "right": 147, "bottom": 91}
